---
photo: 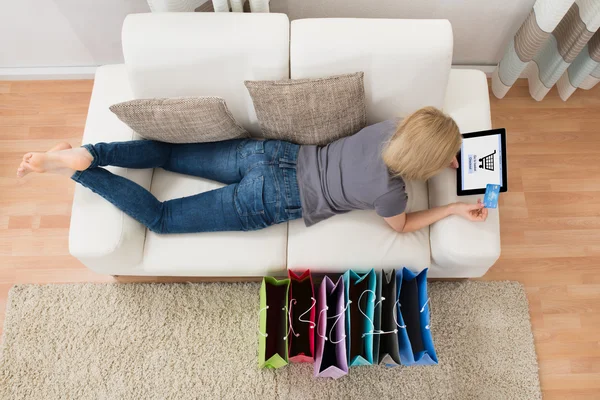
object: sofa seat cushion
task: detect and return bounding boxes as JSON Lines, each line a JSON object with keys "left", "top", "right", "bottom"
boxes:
{"left": 142, "top": 169, "right": 288, "bottom": 276}
{"left": 287, "top": 179, "right": 430, "bottom": 272}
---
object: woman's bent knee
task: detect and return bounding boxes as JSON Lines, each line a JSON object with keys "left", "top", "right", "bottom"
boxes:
{"left": 147, "top": 203, "right": 169, "bottom": 234}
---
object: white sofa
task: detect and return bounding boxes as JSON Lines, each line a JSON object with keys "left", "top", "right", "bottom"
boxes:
{"left": 69, "top": 13, "right": 500, "bottom": 278}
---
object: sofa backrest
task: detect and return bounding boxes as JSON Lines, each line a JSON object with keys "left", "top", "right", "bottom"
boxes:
{"left": 121, "top": 14, "right": 453, "bottom": 132}
{"left": 291, "top": 19, "right": 453, "bottom": 123}
{"left": 121, "top": 13, "right": 290, "bottom": 135}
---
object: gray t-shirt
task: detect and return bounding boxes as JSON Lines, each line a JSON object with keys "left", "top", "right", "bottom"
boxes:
{"left": 297, "top": 119, "right": 408, "bottom": 227}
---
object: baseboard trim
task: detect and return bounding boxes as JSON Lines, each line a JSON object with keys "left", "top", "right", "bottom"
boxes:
{"left": 0, "top": 66, "right": 97, "bottom": 80}
{"left": 452, "top": 65, "right": 497, "bottom": 77}
{"left": 0, "top": 64, "right": 499, "bottom": 80}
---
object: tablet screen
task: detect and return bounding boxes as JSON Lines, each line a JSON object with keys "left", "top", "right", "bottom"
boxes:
{"left": 460, "top": 132, "right": 504, "bottom": 191}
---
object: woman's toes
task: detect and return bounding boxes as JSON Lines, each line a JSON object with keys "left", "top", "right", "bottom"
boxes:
{"left": 17, "top": 162, "right": 32, "bottom": 178}
{"left": 23, "top": 153, "right": 33, "bottom": 162}
{"left": 21, "top": 153, "right": 49, "bottom": 174}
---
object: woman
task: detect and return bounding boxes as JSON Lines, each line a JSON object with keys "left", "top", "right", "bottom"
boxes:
{"left": 17, "top": 107, "right": 487, "bottom": 234}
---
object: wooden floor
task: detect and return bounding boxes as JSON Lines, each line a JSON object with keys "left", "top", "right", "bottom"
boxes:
{"left": 1, "top": 79, "right": 599, "bottom": 398}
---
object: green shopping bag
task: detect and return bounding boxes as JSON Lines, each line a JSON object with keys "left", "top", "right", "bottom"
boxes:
{"left": 258, "top": 276, "right": 290, "bottom": 369}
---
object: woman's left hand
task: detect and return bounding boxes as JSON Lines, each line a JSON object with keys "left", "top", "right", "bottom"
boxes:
{"left": 450, "top": 199, "right": 488, "bottom": 222}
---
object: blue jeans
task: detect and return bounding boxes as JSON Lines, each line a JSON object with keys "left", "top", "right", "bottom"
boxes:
{"left": 71, "top": 139, "right": 303, "bottom": 234}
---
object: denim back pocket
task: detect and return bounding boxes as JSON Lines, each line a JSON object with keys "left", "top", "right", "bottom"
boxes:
{"left": 234, "top": 176, "right": 269, "bottom": 231}
{"left": 237, "top": 139, "right": 265, "bottom": 159}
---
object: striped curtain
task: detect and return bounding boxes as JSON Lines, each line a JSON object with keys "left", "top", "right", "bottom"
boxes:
{"left": 147, "top": 0, "right": 269, "bottom": 12}
{"left": 492, "top": 0, "right": 600, "bottom": 101}
{"left": 213, "top": 0, "right": 269, "bottom": 12}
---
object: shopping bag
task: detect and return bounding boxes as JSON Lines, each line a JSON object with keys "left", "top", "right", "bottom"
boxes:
{"left": 396, "top": 267, "right": 438, "bottom": 366}
{"left": 314, "top": 275, "right": 348, "bottom": 379}
{"left": 378, "top": 269, "right": 402, "bottom": 367}
{"left": 371, "top": 270, "right": 383, "bottom": 365}
{"left": 343, "top": 268, "right": 376, "bottom": 366}
{"left": 258, "top": 276, "right": 290, "bottom": 369}
{"left": 287, "top": 270, "right": 316, "bottom": 363}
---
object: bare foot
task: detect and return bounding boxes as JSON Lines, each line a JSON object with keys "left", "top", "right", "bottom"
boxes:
{"left": 17, "top": 143, "right": 92, "bottom": 178}
{"left": 17, "top": 142, "right": 72, "bottom": 177}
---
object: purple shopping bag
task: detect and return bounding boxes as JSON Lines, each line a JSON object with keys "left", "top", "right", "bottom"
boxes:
{"left": 314, "top": 275, "right": 348, "bottom": 379}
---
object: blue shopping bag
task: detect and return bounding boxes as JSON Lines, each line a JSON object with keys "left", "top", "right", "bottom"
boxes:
{"left": 396, "top": 267, "right": 438, "bottom": 366}
{"left": 342, "top": 269, "right": 377, "bottom": 366}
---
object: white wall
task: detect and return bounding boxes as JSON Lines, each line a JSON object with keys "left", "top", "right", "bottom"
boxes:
{"left": 0, "top": 0, "right": 150, "bottom": 68}
{"left": 272, "top": 0, "right": 535, "bottom": 65}
{"left": 1, "top": 0, "right": 533, "bottom": 69}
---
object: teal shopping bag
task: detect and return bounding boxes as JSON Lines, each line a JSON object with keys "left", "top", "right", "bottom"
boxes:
{"left": 343, "top": 269, "right": 377, "bottom": 366}
{"left": 372, "top": 270, "right": 383, "bottom": 365}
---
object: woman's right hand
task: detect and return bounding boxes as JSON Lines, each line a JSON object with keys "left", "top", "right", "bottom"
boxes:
{"left": 450, "top": 199, "right": 488, "bottom": 222}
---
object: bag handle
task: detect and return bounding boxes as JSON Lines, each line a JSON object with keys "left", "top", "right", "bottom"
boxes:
{"left": 297, "top": 297, "right": 317, "bottom": 329}
{"left": 358, "top": 289, "right": 375, "bottom": 335}
{"left": 394, "top": 300, "right": 407, "bottom": 330}
{"left": 284, "top": 295, "right": 319, "bottom": 341}
{"left": 283, "top": 299, "right": 299, "bottom": 341}
{"left": 316, "top": 306, "right": 329, "bottom": 341}
{"left": 420, "top": 297, "right": 431, "bottom": 330}
{"left": 328, "top": 300, "right": 352, "bottom": 344}
{"left": 258, "top": 305, "right": 269, "bottom": 337}
{"left": 360, "top": 291, "right": 399, "bottom": 337}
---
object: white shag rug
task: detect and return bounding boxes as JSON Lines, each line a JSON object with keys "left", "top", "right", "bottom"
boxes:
{"left": 0, "top": 281, "right": 541, "bottom": 399}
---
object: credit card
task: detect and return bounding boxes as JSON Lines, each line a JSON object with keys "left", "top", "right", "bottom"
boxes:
{"left": 483, "top": 184, "right": 500, "bottom": 208}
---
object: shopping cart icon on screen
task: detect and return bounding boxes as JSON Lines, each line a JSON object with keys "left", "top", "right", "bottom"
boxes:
{"left": 479, "top": 150, "right": 496, "bottom": 171}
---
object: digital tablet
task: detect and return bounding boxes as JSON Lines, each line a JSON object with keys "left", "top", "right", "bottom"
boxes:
{"left": 457, "top": 128, "right": 508, "bottom": 196}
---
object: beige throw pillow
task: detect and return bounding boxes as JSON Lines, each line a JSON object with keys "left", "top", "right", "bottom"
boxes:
{"left": 109, "top": 97, "right": 248, "bottom": 143}
{"left": 244, "top": 72, "right": 367, "bottom": 145}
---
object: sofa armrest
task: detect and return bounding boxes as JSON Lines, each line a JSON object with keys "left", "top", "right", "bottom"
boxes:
{"left": 428, "top": 170, "right": 501, "bottom": 277}
{"left": 69, "top": 65, "right": 152, "bottom": 275}
{"left": 428, "top": 69, "right": 500, "bottom": 277}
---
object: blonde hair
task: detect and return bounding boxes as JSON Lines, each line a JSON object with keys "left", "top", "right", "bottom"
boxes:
{"left": 382, "top": 107, "right": 461, "bottom": 181}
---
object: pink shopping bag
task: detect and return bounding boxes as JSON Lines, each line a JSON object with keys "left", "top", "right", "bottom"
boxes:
{"left": 314, "top": 275, "right": 348, "bottom": 379}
